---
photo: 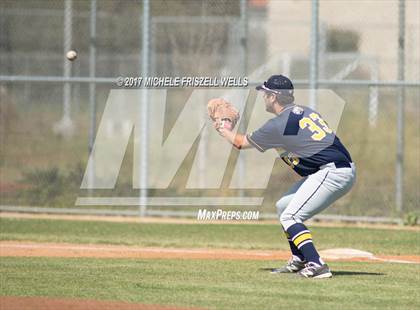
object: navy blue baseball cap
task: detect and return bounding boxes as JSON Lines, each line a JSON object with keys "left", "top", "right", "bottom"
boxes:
{"left": 256, "top": 75, "right": 294, "bottom": 96}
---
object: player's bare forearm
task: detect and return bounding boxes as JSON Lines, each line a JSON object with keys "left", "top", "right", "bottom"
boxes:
{"left": 218, "top": 128, "right": 251, "bottom": 150}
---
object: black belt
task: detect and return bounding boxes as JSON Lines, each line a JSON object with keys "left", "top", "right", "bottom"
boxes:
{"left": 319, "top": 161, "right": 352, "bottom": 170}
{"left": 334, "top": 161, "right": 352, "bottom": 168}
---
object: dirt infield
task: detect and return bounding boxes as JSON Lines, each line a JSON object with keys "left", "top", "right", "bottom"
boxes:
{"left": 0, "top": 296, "right": 204, "bottom": 310}
{"left": 1, "top": 241, "right": 419, "bottom": 264}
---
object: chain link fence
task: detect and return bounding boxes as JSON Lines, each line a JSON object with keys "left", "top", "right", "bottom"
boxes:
{"left": 0, "top": 0, "right": 419, "bottom": 223}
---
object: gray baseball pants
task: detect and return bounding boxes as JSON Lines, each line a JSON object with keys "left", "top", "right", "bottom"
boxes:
{"left": 276, "top": 163, "right": 356, "bottom": 230}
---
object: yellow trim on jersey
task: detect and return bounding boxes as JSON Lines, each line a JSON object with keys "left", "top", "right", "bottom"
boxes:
{"left": 293, "top": 233, "right": 312, "bottom": 247}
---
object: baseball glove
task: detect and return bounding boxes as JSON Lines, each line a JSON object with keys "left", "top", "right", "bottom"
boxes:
{"left": 207, "top": 98, "right": 239, "bottom": 131}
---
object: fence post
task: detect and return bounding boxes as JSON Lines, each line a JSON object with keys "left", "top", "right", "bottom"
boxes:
{"left": 139, "top": 0, "right": 150, "bottom": 217}
{"left": 238, "top": 0, "right": 248, "bottom": 197}
{"left": 309, "top": 0, "right": 319, "bottom": 109}
{"left": 88, "top": 0, "right": 97, "bottom": 195}
{"left": 55, "top": 0, "right": 74, "bottom": 136}
{"left": 396, "top": 0, "right": 405, "bottom": 219}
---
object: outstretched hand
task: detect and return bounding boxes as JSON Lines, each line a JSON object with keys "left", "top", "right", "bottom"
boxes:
{"left": 217, "top": 127, "right": 228, "bottom": 137}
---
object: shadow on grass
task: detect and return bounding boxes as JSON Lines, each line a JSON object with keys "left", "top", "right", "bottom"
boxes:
{"left": 332, "top": 270, "right": 385, "bottom": 276}
{"left": 259, "top": 268, "right": 385, "bottom": 277}
{"left": 259, "top": 267, "right": 282, "bottom": 272}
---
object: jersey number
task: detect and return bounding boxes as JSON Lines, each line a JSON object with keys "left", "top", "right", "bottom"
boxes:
{"left": 299, "top": 113, "right": 333, "bottom": 141}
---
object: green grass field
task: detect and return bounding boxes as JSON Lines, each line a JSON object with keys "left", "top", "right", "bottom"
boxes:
{"left": 1, "top": 217, "right": 420, "bottom": 309}
{"left": 1, "top": 258, "right": 419, "bottom": 310}
{"left": 1, "top": 218, "right": 419, "bottom": 255}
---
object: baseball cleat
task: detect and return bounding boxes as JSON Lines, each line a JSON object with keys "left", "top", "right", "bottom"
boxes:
{"left": 297, "top": 262, "right": 332, "bottom": 279}
{"left": 270, "top": 258, "right": 307, "bottom": 274}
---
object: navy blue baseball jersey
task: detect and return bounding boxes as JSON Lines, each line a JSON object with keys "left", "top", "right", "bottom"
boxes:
{"left": 247, "top": 104, "right": 352, "bottom": 177}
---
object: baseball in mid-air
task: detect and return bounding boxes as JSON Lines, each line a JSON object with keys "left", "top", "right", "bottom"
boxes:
{"left": 66, "top": 50, "right": 78, "bottom": 61}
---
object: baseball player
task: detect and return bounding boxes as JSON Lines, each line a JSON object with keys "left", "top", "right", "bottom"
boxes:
{"left": 217, "top": 75, "right": 356, "bottom": 279}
